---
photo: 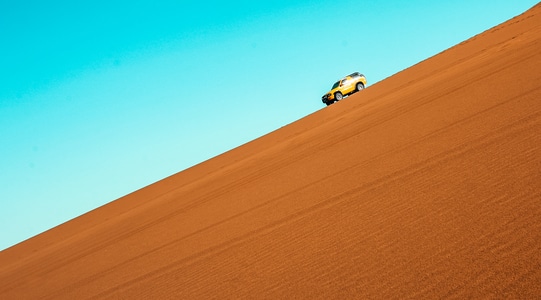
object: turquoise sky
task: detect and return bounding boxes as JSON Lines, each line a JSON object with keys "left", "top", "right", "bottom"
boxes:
{"left": 1, "top": 0, "right": 538, "bottom": 251}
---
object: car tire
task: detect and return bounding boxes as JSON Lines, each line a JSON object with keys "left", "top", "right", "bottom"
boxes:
{"left": 334, "top": 92, "right": 343, "bottom": 101}
{"left": 325, "top": 100, "right": 334, "bottom": 106}
{"left": 356, "top": 82, "right": 365, "bottom": 92}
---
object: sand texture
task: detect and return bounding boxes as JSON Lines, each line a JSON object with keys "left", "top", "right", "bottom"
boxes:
{"left": 1, "top": 3, "right": 541, "bottom": 299}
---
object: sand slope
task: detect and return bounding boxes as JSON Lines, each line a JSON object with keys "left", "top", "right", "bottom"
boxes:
{"left": 2, "top": 3, "right": 541, "bottom": 299}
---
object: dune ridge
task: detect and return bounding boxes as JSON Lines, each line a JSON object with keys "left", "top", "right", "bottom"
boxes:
{"left": 1, "top": 3, "right": 541, "bottom": 299}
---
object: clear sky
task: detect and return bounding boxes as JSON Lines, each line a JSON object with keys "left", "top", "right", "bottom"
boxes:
{"left": 1, "top": 0, "right": 538, "bottom": 251}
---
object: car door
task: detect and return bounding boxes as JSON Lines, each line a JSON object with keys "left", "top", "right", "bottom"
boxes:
{"left": 341, "top": 77, "right": 355, "bottom": 94}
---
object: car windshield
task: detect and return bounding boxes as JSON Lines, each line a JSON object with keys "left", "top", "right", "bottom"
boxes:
{"left": 331, "top": 81, "right": 340, "bottom": 89}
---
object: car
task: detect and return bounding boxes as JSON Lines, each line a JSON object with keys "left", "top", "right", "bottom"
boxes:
{"left": 322, "top": 72, "right": 367, "bottom": 106}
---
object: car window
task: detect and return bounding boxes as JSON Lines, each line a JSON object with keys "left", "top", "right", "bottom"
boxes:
{"left": 332, "top": 81, "right": 340, "bottom": 89}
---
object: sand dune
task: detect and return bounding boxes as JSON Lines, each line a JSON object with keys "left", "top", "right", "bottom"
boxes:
{"left": 2, "top": 3, "right": 541, "bottom": 299}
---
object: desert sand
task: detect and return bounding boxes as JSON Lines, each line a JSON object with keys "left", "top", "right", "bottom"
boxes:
{"left": 1, "top": 3, "right": 541, "bottom": 299}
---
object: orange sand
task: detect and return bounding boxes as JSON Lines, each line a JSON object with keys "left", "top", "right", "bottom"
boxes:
{"left": 1, "top": 3, "right": 541, "bottom": 299}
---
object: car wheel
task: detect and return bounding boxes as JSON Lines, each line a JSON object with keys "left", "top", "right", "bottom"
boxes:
{"left": 356, "top": 82, "right": 365, "bottom": 92}
{"left": 325, "top": 100, "right": 334, "bottom": 106}
{"left": 334, "top": 92, "right": 343, "bottom": 101}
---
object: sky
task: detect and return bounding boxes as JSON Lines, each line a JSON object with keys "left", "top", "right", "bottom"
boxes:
{"left": 1, "top": 0, "right": 538, "bottom": 251}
